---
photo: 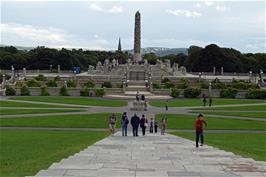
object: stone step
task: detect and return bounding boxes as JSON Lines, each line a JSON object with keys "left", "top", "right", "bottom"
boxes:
{"left": 126, "top": 86, "right": 149, "bottom": 92}
{"left": 127, "top": 80, "right": 147, "bottom": 86}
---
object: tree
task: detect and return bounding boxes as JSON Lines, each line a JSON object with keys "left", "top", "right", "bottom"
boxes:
{"left": 143, "top": 53, "right": 157, "bottom": 64}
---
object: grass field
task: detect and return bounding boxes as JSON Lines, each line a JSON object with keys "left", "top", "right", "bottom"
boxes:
{"left": 0, "top": 109, "right": 84, "bottom": 115}
{"left": 9, "top": 96, "right": 128, "bottom": 107}
{"left": 155, "top": 114, "right": 266, "bottom": 130}
{"left": 172, "top": 132, "right": 266, "bottom": 161}
{"left": 0, "top": 113, "right": 122, "bottom": 128}
{"left": 193, "top": 111, "right": 266, "bottom": 119}
{"left": 193, "top": 105, "right": 266, "bottom": 111}
{"left": 0, "top": 100, "right": 77, "bottom": 108}
{"left": 0, "top": 130, "right": 109, "bottom": 177}
{"left": 150, "top": 99, "right": 265, "bottom": 107}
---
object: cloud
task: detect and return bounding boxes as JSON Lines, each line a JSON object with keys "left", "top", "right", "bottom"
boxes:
{"left": 204, "top": 1, "right": 214, "bottom": 7}
{"left": 1, "top": 23, "right": 67, "bottom": 43}
{"left": 166, "top": 9, "right": 202, "bottom": 18}
{"left": 216, "top": 5, "right": 231, "bottom": 12}
{"left": 89, "top": 3, "right": 123, "bottom": 14}
{"left": 194, "top": 3, "right": 202, "bottom": 8}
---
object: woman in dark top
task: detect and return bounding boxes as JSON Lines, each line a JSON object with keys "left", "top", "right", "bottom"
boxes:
{"left": 140, "top": 115, "right": 148, "bottom": 136}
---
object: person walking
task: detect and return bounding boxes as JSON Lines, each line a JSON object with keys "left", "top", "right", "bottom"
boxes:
{"left": 161, "top": 115, "right": 167, "bottom": 135}
{"left": 203, "top": 96, "right": 207, "bottom": 107}
{"left": 121, "top": 112, "right": 129, "bottom": 136}
{"left": 165, "top": 100, "right": 168, "bottom": 111}
{"left": 140, "top": 115, "right": 148, "bottom": 136}
{"left": 109, "top": 114, "right": 116, "bottom": 135}
{"left": 150, "top": 117, "right": 155, "bottom": 133}
{"left": 209, "top": 97, "right": 212, "bottom": 107}
{"left": 195, "top": 114, "right": 207, "bottom": 148}
{"left": 131, "top": 113, "right": 140, "bottom": 136}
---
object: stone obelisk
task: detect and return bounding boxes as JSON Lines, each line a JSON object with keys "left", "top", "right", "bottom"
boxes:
{"left": 133, "top": 11, "right": 141, "bottom": 63}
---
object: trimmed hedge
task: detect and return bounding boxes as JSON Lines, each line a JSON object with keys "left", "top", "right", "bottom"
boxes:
{"left": 46, "top": 80, "right": 58, "bottom": 87}
{"left": 21, "top": 86, "right": 30, "bottom": 96}
{"left": 80, "top": 88, "right": 90, "bottom": 96}
{"left": 60, "top": 86, "right": 69, "bottom": 96}
{"left": 95, "top": 89, "right": 105, "bottom": 97}
{"left": 26, "top": 79, "right": 41, "bottom": 87}
{"left": 184, "top": 88, "right": 201, "bottom": 98}
{"left": 164, "top": 81, "right": 175, "bottom": 89}
{"left": 5, "top": 85, "right": 16, "bottom": 96}
{"left": 67, "top": 80, "right": 77, "bottom": 88}
{"left": 220, "top": 88, "right": 238, "bottom": 98}
{"left": 246, "top": 89, "right": 266, "bottom": 99}
{"left": 170, "top": 88, "right": 179, "bottom": 98}
{"left": 178, "top": 78, "right": 189, "bottom": 89}
{"left": 85, "top": 80, "right": 95, "bottom": 88}
{"left": 35, "top": 74, "right": 47, "bottom": 81}
{"left": 40, "top": 87, "right": 50, "bottom": 96}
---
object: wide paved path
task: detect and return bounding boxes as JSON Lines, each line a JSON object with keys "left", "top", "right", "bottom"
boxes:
{"left": 29, "top": 131, "right": 266, "bottom": 177}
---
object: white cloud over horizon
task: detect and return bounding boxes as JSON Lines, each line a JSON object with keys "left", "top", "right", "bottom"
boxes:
{"left": 166, "top": 9, "right": 202, "bottom": 18}
{"left": 89, "top": 3, "right": 123, "bottom": 13}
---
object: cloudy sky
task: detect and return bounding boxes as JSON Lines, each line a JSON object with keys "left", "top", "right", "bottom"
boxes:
{"left": 1, "top": 1, "right": 265, "bottom": 53}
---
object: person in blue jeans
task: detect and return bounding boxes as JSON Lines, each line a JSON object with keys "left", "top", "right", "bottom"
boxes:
{"left": 121, "top": 112, "right": 129, "bottom": 136}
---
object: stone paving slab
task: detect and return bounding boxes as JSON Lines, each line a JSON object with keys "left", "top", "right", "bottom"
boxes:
{"left": 27, "top": 131, "right": 266, "bottom": 177}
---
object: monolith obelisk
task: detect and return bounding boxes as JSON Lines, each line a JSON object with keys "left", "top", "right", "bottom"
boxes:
{"left": 133, "top": 11, "right": 141, "bottom": 63}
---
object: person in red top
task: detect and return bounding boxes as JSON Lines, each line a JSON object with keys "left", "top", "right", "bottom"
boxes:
{"left": 195, "top": 114, "right": 207, "bottom": 148}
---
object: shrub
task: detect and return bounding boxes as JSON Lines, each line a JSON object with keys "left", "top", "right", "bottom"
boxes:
{"left": 246, "top": 89, "right": 266, "bottom": 99}
{"left": 40, "top": 87, "right": 50, "bottom": 96}
{"left": 35, "top": 74, "right": 47, "bottom": 81}
{"left": 164, "top": 81, "right": 175, "bottom": 89}
{"left": 54, "top": 76, "right": 61, "bottom": 81}
{"left": 46, "top": 80, "right": 58, "bottom": 87}
{"left": 199, "top": 80, "right": 209, "bottom": 89}
{"left": 60, "top": 86, "right": 69, "bottom": 96}
{"left": 220, "top": 88, "right": 238, "bottom": 98}
{"left": 170, "top": 88, "right": 179, "bottom": 98}
{"left": 184, "top": 88, "right": 201, "bottom": 98}
{"left": 102, "top": 81, "right": 112, "bottom": 88}
{"left": 26, "top": 79, "right": 41, "bottom": 87}
{"left": 178, "top": 78, "right": 189, "bottom": 89}
{"left": 85, "top": 80, "right": 95, "bottom": 88}
{"left": 5, "top": 85, "right": 16, "bottom": 96}
{"left": 212, "top": 82, "right": 227, "bottom": 89}
{"left": 15, "top": 81, "right": 23, "bottom": 88}
{"left": 152, "top": 83, "right": 161, "bottom": 89}
{"left": 21, "top": 86, "right": 30, "bottom": 96}
{"left": 80, "top": 89, "right": 90, "bottom": 96}
{"left": 231, "top": 82, "right": 259, "bottom": 90}
{"left": 67, "top": 80, "right": 77, "bottom": 88}
{"left": 162, "top": 78, "right": 171, "bottom": 83}
{"left": 95, "top": 89, "right": 105, "bottom": 97}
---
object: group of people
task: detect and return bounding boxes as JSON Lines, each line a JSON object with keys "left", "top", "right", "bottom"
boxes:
{"left": 203, "top": 95, "right": 212, "bottom": 107}
{"left": 109, "top": 113, "right": 167, "bottom": 137}
{"left": 109, "top": 113, "right": 208, "bottom": 148}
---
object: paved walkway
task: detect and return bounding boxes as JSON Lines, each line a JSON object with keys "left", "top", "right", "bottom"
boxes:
{"left": 28, "top": 131, "right": 266, "bottom": 177}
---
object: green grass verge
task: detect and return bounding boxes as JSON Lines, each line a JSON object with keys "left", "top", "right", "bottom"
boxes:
{"left": 0, "top": 109, "right": 84, "bottom": 115}
{"left": 172, "top": 132, "right": 266, "bottom": 161}
{"left": 0, "top": 113, "right": 122, "bottom": 128}
{"left": 193, "top": 105, "right": 266, "bottom": 111}
{"left": 0, "top": 100, "right": 77, "bottom": 108}
{"left": 0, "top": 129, "right": 109, "bottom": 177}
{"left": 150, "top": 99, "right": 265, "bottom": 107}
{"left": 9, "top": 96, "right": 128, "bottom": 107}
{"left": 155, "top": 114, "right": 266, "bottom": 130}
{"left": 192, "top": 111, "right": 266, "bottom": 119}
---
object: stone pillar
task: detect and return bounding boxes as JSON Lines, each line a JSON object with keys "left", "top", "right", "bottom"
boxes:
{"left": 249, "top": 71, "right": 252, "bottom": 83}
{"left": 198, "top": 72, "right": 202, "bottom": 82}
{"left": 57, "top": 65, "right": 60, "bottom": 73}
{"left": 213, "top": 67, "right": 216, "bottom": 75}
{"left": 50, "top": 65, "right": 53, "bottom": 72}
{"left": 64, "top": 80, "right": 67, "bottom": 87}
{"left": 122, "top": 81, "right": 126, "bottom": 93}
{"left": 2, "top": 74, "right": 6, "bottom": 88}
{"left": 221, "top": 67, "right": 223, "bottom": 75}
{"left": 133, "top": 11, "right": 141, "bottom": 63}
{"left": 23, "top": 68, "right": 26, "bottom": 78}
{"left": 11, "top": 66, "right": 15, "bottom": 83}
{"left": 208, "top": 82, "right": 212, "bottom": 97}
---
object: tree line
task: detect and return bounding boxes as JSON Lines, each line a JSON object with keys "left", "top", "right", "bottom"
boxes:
{"left": 0, "top": 44, "right": 265, "bottom": 73}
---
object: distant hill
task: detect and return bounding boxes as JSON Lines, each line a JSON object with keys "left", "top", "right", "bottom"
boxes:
{"left": 125, "top": 47, "right": 188, "bottom": 57}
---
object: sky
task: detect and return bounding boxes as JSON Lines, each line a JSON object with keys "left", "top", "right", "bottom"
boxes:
{"left": 1, "top": 1, "right": 265, "bottom": 53}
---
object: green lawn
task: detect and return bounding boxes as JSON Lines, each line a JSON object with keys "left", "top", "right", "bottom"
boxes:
{"left": 150, "top": 98, "right": 265, "bottom": 107}
{"left": 192, "top": 111, "right": 266, "bottom": 119}
{"left": 155, "top": 114, "right": 266, "bottom": 130}
{"left": 193, "top": 105, "right": 266, "bottom": 111}
{"left": 0, "top": 100, "right": 76, "bottom": 108}
{"left": 0, "top": 113, "right": 122, "bottom": 128}
{"left": 0, "top": 109, "right": 84, "bottom": 115}
{"left": 9, "top": 96, "right": 128, "bottom": 107}
{"left": 0, "top": 129, "right": 109, "bottom": 177}
{"left": 172, "top": 132, "right": 266, "bottom": 161}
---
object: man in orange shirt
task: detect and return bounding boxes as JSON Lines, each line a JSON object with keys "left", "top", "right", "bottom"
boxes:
{"left": 195, "top": 114, "right": 207, "bottom": 148}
